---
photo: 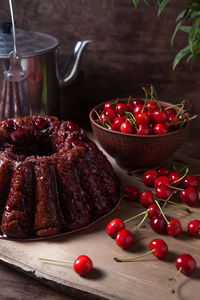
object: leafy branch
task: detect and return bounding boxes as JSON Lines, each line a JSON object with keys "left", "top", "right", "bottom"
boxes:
{"left": 133, "top": 0, "right": 200, "bottom": 69}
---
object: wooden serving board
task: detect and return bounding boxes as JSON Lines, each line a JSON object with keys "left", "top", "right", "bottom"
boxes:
{"left": 0, "top": 137, "right": 199, "bottom": 300}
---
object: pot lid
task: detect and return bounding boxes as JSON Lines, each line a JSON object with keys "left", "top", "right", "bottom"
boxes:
{"left": 0, "top": 20, "right": 59, "bottom": 58}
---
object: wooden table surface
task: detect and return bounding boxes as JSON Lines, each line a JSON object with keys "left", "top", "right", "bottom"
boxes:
{"left": 0, "top": 129, "right": 199, "bottom": 300}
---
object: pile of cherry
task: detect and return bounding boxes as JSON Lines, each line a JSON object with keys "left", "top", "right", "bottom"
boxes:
{"left": 106, "top": 165, "right": 199, "bottom": 293}
{"left": 95, "top": 86, "right": 195, "bottom": 135}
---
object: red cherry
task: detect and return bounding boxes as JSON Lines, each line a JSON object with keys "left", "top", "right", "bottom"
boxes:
{"left": 100, "top": 112, "right": 108, "bottom": 123}
{"left": 146, "top": 109, "right": 155, "bottom": 122}
{"left": 111, "top": 116, "right": 125, "bottom": 131}
{"left": 140, "top": 190, "right": 154, "bottom": 208}
{"left": 73, "top": 255, "right": 93, "bottom": 275}
{"left": 133, "top": 98, "right": 144, "bottom": 106}
{"left": 127, "top": 102, "right": 135, "bottom": 111}
{"left": 147, "top": 204, "right": 160, "bottom": 219}
{"left": 170, "top": 254, "right": 196, "bottom": 293}
{"left": 150, "top": 215, "right": 167, "bottom": 233}
{"left": 180, "top": 186, "right": 199, "bottom": 206}
{"left": 116, "top": 103, "right": 128, "bottom": 116}
{"left": 187, "top": 220, "right": 200, "bottom": 237}
{"left": 104, "top": 101, "right": 114, "bottom": 111}
{"left": 107, "top": 108, "right": 118, "bottom": 122}
{"left": 157, "top": 166, "right": 170, "bottom": 176}
{"left": 114, "top": 238, "right": 168, "bottom": 263}
{"left": 167, "top": 219, "right": 182, "bottom": 237}
{"left": 143, "top": 169, "right": 158, "bottom": 187}
{"left": 111, "top": 122, "right": 120, "bottom": 131}
{"left": 133, "top": 104, "right": 146, "bottom": 115}
{"left": 149, "top": 239, "right": 168, "bottom": 258}
{"left": 183, "top": 175, "right": 199, "bottom": 188}
{"left": 153, "top": 109, "right": 168, "bottom": 123}
{"left": 166, "top": 108, "right": 176, "bottom": 116}
{"left": 175, "top": 254, "right": 196, "bottom": 275}
{"left": 156, "top": 185, "right": 172, "bottom": 200}
{"left": 123, "top": 185, "right": 140, "bottom": 201}
{"left": 39, "top": 255, "right": 93, "bottom": 276}
{"left": 136, "top": 124, "right": 152, "bottom": 135}
{"left": 146, "top": 100, "right": 158, "bottom": 110}
{"left": 154, "top": 176, "right": 170, "bottom": 188}
{"left": 100, "top": 109, "right": 117, "bottom": 123}
{"left": 106, "top": 218, "right": 125, "bottom": 238}
{"left": 115, "top": 229, "right": 135, "bottom": 248}
{"left": 153, "top": 123, "right": 168, "bottom": 135}
{"left": 135, "top": 112, "right": 151, "bottom": 125}
{"left": 167, "top": 114, "right": 180, "bottom": 130}
{"left": 120, "top": 122, "right": 135, "bottom": 134}
{"left": 114, "top": 116, "right": 124, "bottom": 126}
{"left": 168, "top": 172, "right": 182, "bottom": 187}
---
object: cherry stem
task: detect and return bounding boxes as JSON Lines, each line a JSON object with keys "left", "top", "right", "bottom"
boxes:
{"left": 103, "top": 110, "right": 112, "bottom": 126}
{"left": 169, "top": 185, "right": 183, "bottom": 191}
{"left": 39, "top": 258, "right": 73, "bottom": 264}
{"left": 188, "top": 114, "right": 199, "bottom": 121}
{"left": 127, "top": 95, "right": 132, "bottom": 104}
{"left": 171, "top": 168, "right": 189, "bottom": 184}
{"left": 164, "top": 103, "right": 183, "bottom": 110}
{"left": 160, "top": 192, "right": 174, "bottom": 212}
{"left": 94, "top": 109, "right": 101, "bottom": 121}
{"left": 169, "top": 267, "right": 182, "bottom": 294}
{"left": 94, "top": 110, "right": 111, "bottom": 129}
{"left": 173, "top": 164, "right": 188, "bottom": 174}
{"left": 155, "top": 200, "right": 169, "bottom": 224}
{"left": 141, "top": 86, "right": 149, "bottom": 113}
{"left": 124, "top": 210, "right": 147, "bottom": 223}
{"left": 156, "top": 198, "right": 191, "bottom": 212}
{"left": 125, "top": 111, "right": 138, "bottom": 130}
{"left": 114, "top": 249, "right": 155, "bottom": 262}
{"left": 150, "top": 85, "right": 162, "bottom": 110}
{"left": 131, "top": 212, "right": 148, "bottom": 233}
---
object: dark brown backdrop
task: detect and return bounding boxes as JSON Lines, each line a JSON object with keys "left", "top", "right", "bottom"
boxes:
{"left": 0, "top": 0, "right": 199, "bottom": 129}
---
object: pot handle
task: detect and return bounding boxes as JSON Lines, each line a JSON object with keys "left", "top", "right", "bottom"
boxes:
{"left": 60, "top": 40, "right": 91, "bottom": 89}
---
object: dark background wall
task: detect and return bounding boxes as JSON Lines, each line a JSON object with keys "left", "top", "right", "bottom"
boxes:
{"left": 0, "top": 0, "right": 199, "bottom": 129}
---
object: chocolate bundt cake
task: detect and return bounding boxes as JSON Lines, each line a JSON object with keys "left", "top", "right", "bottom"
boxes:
{"left": 0, "top": 116, "right": 120, "bottom": 239}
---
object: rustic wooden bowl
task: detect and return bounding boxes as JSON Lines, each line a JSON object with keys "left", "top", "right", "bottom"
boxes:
{"left": 89, "top": 99, "right": 190, "bottom": 168}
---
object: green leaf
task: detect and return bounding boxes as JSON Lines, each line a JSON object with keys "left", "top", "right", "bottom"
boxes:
{"left": 176, "top": 9, "right": 187, "bottom": 22}
{"left": 187, "top": 3, "right": 200, "bottom": 11}
{"left": 171, "top": 20, "right": 184, "bottom": 46}
{"left": 133, "top": 0, "right": 139, "bottom": 7}
{"left": 143, "top": 0, "right": 149, "bottom": 5}
{"left": 172, "top": 44, "right": 192, "bottom": 70}
{"left": 190, "top": 19, "right": 200, "bottom": 41}
{"left": 180, "top": 25, "right": 191, "bottom": 33}
{"left": 190, "top": 10, "right": 200, "bottom": 18}
{"left": 190, "top": 40, "right": 200, "bottom": 66}
{"left": 157, "top": 0, "right": 171, "bottom": 16}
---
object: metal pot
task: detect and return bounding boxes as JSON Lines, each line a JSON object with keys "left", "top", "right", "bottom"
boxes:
{"left": 0, "top": 19, "right": 91, "bottom": 120}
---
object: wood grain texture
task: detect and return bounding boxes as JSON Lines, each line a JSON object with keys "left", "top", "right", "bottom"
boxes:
{"left": 0, "top": 261, "right": 73, "bottom": 300}
{"left": 0, "top": 0, "right": 199, "bottom": 128}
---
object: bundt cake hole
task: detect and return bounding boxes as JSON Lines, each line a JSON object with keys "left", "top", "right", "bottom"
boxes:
{"left": 12, "top": 140, "right": 55, "bottom": 157}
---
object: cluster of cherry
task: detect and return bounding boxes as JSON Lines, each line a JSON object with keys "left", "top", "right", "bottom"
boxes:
{"left": 95, "top": 86, "right": 194, "bottom": 135}
{"left": 106, "top": 165, "right": 199, "bottom": 293}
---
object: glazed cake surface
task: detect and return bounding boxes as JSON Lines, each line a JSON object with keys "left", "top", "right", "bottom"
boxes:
{"left": 0, "top": 116, "right": 120, "bottom": 239}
